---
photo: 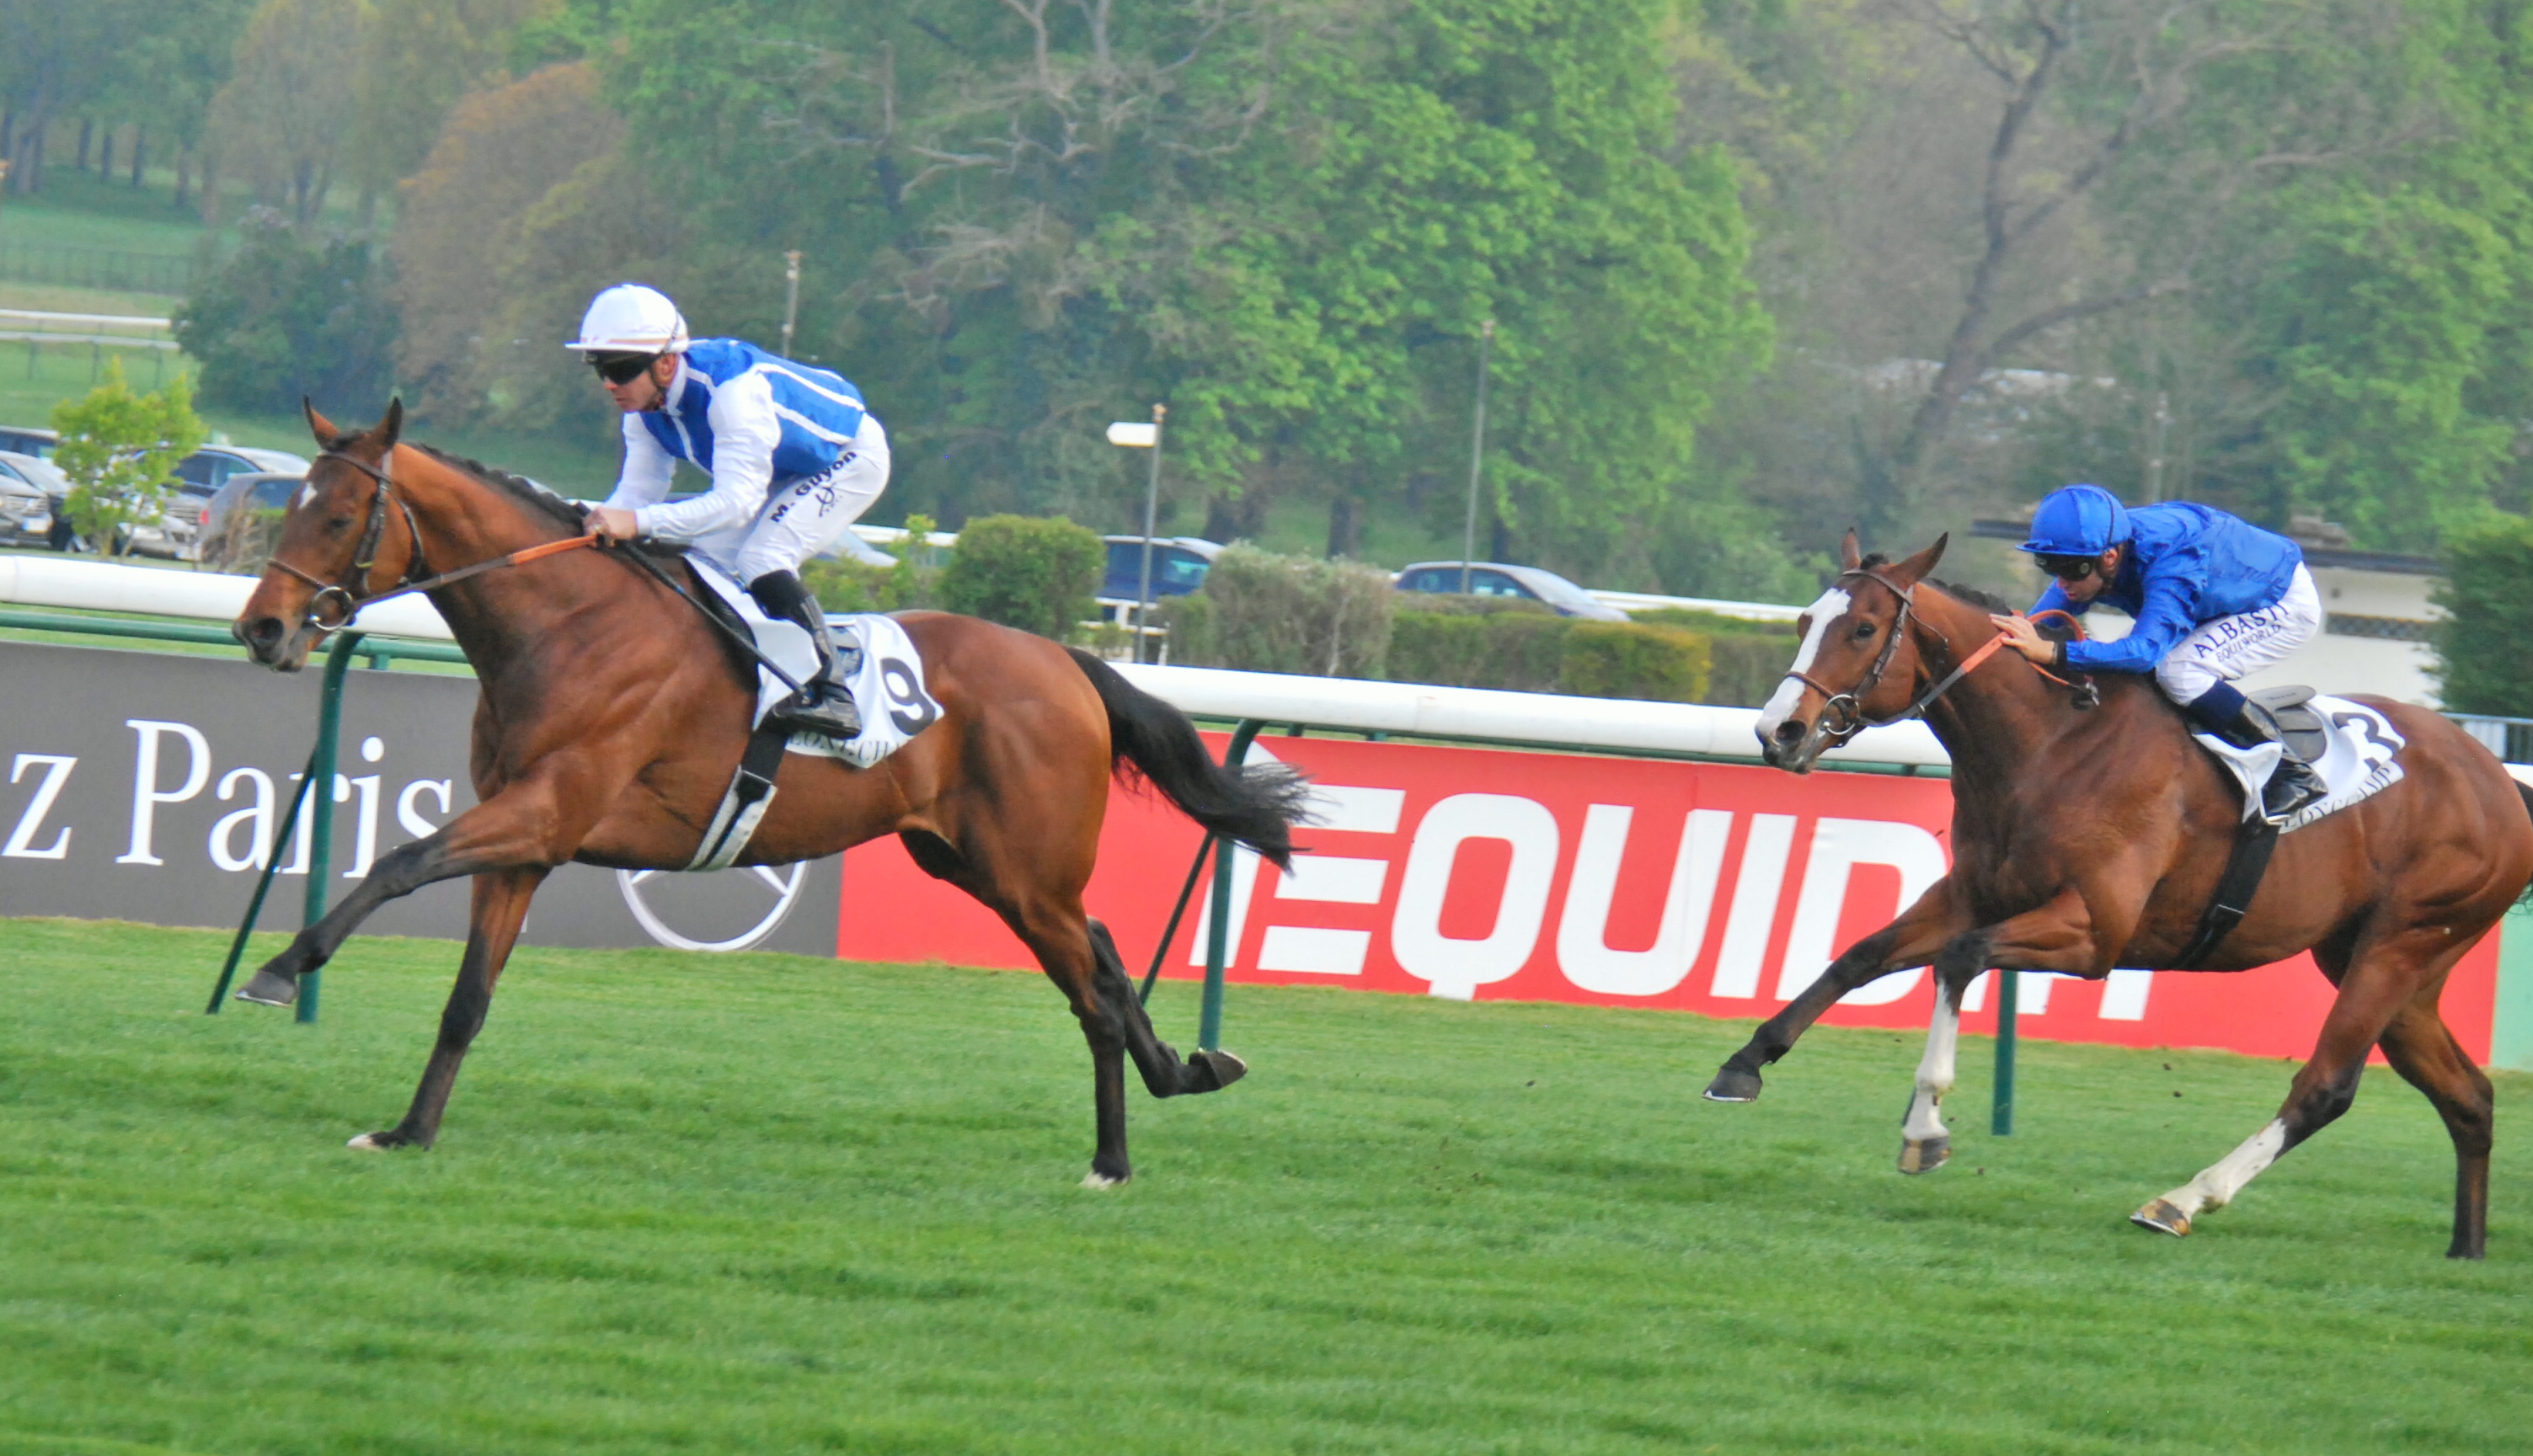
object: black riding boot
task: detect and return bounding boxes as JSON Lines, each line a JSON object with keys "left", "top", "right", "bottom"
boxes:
{"left": 745, "top": 570, "right": 862, "bottom": 740}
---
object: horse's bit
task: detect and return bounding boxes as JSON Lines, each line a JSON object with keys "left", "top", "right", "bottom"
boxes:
{"left": 1781, "top": 567, "right": 2097, "bottom": 749}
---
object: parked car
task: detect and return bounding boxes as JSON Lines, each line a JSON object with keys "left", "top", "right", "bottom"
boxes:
{"left": 1099, "top": 536, "right": 1221, "bottom": 605}
{"left": 0, "top": 450, "right": 71, "bottom": 550}
{"left": 1392, "top": 560, "right": 1631, "bottom": 621}
{"left": 0, "top": 425, "right": 58, "bottom": 459}
{"left": 175, "top": 445, "right": 310, "bottom": 493}
{"left": 200, "top": 471, "right": 306, "bottom": 573}
{"left": 0, "top": 454, "right": 55, "bottom": 547}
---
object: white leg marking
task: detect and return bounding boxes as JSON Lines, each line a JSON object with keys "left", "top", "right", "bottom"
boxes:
{"left": 1754, "top": 589, "right": 1851, "bottom": 741}
{"left": 1081, "top": 1171, "right": 1121, "bottom": 1190}
{"left": 346, "top": 1133, "right": 388, "bottom": 1152}
{"left": 2159, "top": 1118, "right": 2288, "bottom": 1219}
{"left": 1902, "top": 983, "right": 1962, "bottom": 1142}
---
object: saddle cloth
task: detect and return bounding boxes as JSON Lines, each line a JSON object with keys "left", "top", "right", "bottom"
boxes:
{"left": 2191, "top": 687, "right": 2404, "bottom": 831}
{"left": 682, "top": 557, "right": 943, "bottom": 771}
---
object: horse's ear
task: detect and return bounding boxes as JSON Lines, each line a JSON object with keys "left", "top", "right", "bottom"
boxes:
{"left": 376, "top": 397, "right": 403, "bottom": 451}
{"left": 304, "top": 398, "right": 337, "bottom": 445}
{"left": 1838, "top": 529, "right": 1862, "bottom": 571}
{"left": 1894, "top": 532, "right": 1950, "bottom": 584}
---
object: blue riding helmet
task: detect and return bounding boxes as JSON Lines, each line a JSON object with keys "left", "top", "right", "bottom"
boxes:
{"left": 2021, "top": 484, "right": 2132, "bottom": 557}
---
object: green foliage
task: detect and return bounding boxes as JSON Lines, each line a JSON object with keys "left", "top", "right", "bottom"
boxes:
{"left": 173, "top": 211, "right": 399, "bottom": 413}
{"left": 801, "top": 513, "right": 943, "bottom": 614}
{"left": 937, "top": 515, "right": 1107, "bottom": 640}
{"left": 1160, "top": 545, "right": 1395, "bottom": 678}
{"left": 50, "top": 361, "right": 208, "bottom": 555}
{"left": 1558, "top": 621, "right": 1712, "bottom": 703}
{"left": 2432, "top": 512, "right": 2533, "bottom": 716}
{"left": 5, "top": 915, "right": 2530, "bottom": 1455}
{"left": 1631, "top": 606, "right": 1795, "bottom": 707}
{"left": 1389, "top": 609, "right": 1571, "bottom": 693}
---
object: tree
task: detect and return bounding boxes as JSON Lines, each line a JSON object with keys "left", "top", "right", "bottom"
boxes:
{"left": 51, "top": 362, "right": 208, "bottom": 556}
{"left": 2432, "top": 512, "right": 2533, "bottom": 716}
{"left": 206, "top": 0, "right": 371, "bottom": 221}
{"left": 348, "top": 0, "right": 561, "bottom": 217}
{"left": 174, "top": 210, "right": 399, "bottom": 413}
{"left": 0, "top": 0, "right": 129, "bottom": 192}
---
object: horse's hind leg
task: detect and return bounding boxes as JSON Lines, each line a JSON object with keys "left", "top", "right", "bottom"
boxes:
{"left": 350, "top": 867, "right": 546, "bottom": 1151}
{"left": 2375, "top": 995, "right": 2494, "bottom": 1260}
{"left": 1085, "top": 920, "right": 1247, "bottom": 1097}
{"left": 2133, "top": 929, "right": 2461, "bottom": 1240}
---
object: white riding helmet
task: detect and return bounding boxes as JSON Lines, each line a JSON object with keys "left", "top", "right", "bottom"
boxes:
{"left": 565, "top": 283, "right": 689, "bottom": 355}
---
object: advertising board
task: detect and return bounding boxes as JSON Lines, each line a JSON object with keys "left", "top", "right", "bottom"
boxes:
{"left": 0, "top": 642, "right": 839, "bottom": 957}
{"left": 838, "top": 732, "right": 2500, "bottom": 1063}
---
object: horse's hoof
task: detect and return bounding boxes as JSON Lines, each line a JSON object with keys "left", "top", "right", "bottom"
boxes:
{"left": 235, "top": 968, "right": 299, "bottom": 1007}
{"left": 1703, "top": 1065, "right": 1763, "bottom": 1102}
{"left": 1189, "top": 1048, "right": 1248, "bottom": 1092}
{"left": 347, "top": 1132, "right": 393, "bottom": 1152}
{"left": 2130, "top": 1197, "right": 2192, "bottom": 1237}
{"left": 1081, "top": 1170, "right": 1127, "bottom": 1190}
{"left": 1898, "top": 1135, "right": 1951, "bottom": 1176}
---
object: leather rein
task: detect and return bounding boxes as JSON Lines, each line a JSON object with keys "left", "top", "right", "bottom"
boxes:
{"left": 1783, "top": 566, "right": 2097, "bottom": 749}
{"left": 266, "top": 446, "right": 600, "bottom": 635}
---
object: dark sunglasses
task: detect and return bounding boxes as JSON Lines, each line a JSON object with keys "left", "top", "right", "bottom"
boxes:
{"left": 588, "top": 352, "right": 660, "bottom": 386}
{"left": 2035, "top": 552, "right": 2102, "bottom": 582}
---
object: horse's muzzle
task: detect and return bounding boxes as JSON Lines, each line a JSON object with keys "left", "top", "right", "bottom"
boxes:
{"left": 232, "top": 613, "right": 313, "bottom": 672}
{"left": 1756, "top": 717, "right": 1821, "bottom": 776}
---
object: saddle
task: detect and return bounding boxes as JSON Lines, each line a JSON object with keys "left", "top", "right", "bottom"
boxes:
{"left": 2246, "top": 685, "right": 2330, "bottom": 764}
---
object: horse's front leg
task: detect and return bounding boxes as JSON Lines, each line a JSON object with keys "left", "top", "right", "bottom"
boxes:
{"left": 1894, "top": 890, "right": 2098, "bottom": 1174}
{"left": 351, "top": 866, "right": 548, "bottom": 1150}
{"left": 238, "top": 764, "right": 619, "bottom": 1006}
{"left": 1705, "top": 879, "right": 1971, "bottom": 1102}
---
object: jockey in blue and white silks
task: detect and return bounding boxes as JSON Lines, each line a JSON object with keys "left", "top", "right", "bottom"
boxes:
{"left": 1990, "top": 483, "right": 2327, "bottom": 819}
{"left": 571, "top": 283, "right": 889, "bottom": 740}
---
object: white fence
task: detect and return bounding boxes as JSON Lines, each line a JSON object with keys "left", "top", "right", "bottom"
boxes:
{"left": 0, "top": 557, "right": 1948, "bottom": 769}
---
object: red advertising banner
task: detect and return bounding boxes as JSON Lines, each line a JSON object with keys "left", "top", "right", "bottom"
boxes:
{"left": 837, "top": 733, "right": 2497, "bottom": 1062}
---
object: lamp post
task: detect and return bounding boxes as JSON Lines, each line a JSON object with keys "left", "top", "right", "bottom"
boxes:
{"left": 1108, "top": 406, "right": 1166, "bottom": 663}
{"left": 1460, "top": 319, "right": 1494, "bottom": 594}
{"left": 779, "top": 250, "right": 803, "bottom": 356}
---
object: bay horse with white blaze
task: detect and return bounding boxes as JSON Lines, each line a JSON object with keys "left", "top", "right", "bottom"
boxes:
{"left": 1713, "top": 531, "right": 2532, "bottom": 1258}
{"left": 228, "top": 403, "right": 1310, "bottom": 1186}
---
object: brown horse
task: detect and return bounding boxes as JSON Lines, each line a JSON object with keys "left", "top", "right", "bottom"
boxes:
{"left": 228, "top": 403, "right": 1309, "bottom": 1186}
{"left": 1713, "top": 531, "right": 2532, "bottom": 1258}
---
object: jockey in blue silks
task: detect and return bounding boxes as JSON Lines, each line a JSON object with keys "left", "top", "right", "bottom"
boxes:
{"left": 570, "top": 283, "right": 889, "bottom": 740}
{"left": 1990, "top": 483, "right": 2327, "bottom": 819}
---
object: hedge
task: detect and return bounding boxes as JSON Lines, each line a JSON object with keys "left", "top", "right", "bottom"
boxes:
{"left": 937, "top": 515, "right": 1106, "bottom": 639}
{"left": 2435, "top": 515, "right": 2533, "bottom": 715}
{"left": 1159, "top": 545, "right": 1393, "bottom": 677}
{"left": 1631, "top": 606, "right": 1796, "bottom": 708}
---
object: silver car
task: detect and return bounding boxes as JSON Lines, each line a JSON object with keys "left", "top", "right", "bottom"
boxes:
{"left": 1392, "top": 560, "right": 1632, "bottom": 621}
{"left": 0, "top": 451, "right": 66, "bottom": 548}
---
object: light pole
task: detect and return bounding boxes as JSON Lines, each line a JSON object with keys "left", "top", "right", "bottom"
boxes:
{"left": 779, "top": 250, "right": 803, "bottom": 356}
{"left": 1108, "top": 406, "right": 1166, "bottom": 662}
{"left": 1460, "top": 318, "right": 1494, "bottom": 594}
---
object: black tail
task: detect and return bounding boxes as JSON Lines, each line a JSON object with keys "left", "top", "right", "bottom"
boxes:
{"left": 1067, "top": 648, "right": 1312, "bottom": 869}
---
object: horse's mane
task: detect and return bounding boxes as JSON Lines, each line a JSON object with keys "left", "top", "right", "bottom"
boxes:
{"left": 1852, "top": 552, "right": 2020, "bottom": 616}
{"left": 408, "top": 443, "right": 590, "bottom": 532}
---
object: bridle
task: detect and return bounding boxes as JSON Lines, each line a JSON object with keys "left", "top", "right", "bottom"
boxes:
{"left": 1782, "top": 566, "right": 2096, "bottom": 749}
{"left": 264, "top": 445, "right": 599, "bottom": 637}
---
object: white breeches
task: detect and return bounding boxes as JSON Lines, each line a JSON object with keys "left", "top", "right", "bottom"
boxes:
{"left": 690, "top": 414, "right": 891, "bottom": 585}
{"left": 2153, "top": 565, "right": 2322, "bottom": 705}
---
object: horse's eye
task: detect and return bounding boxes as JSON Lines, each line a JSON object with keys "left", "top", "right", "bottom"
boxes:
{"left": 324, "top": 516, "right": 354, "bottom": 535}
{"left": 1853, "top": 621, "right": 1876, "bottom": 640}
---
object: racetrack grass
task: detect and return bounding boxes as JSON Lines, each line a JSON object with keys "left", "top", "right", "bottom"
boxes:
{"left": 0, "top": 918, "right": 2525, "bottom": 1455}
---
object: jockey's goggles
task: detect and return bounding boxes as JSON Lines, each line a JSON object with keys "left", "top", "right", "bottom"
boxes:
{"left": 2034, "top": 552, "right": 2103, "bottom": 582}
{"left": 588, "top": 350, "right": 662, "bottom": 386}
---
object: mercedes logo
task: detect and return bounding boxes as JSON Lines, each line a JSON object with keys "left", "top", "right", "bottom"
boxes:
{"left": 615, "top": 862, "right": 806, "bottom": 952}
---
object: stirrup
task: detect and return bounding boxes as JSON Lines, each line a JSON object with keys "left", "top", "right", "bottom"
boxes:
{"left": 772, "top": 684, "right": 860, "bottom": 740}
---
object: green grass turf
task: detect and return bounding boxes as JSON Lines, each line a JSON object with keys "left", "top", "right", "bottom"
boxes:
{"left": 0, "top": 916, "right": 2525, "bottom": 1454}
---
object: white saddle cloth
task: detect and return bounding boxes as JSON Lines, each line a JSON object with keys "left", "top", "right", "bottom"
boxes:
{"left": 683, "top": 557, "right": 942, "bottom": 771}
{"left": 2192, "top": 694, "right": 2405, "bottom": 831}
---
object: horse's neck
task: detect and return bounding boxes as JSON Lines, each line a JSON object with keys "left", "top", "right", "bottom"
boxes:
{"left": 1908, "top": 595, "right": 2077, "bottom": 785}
{"left": 402, "top": 461, "right": 583, "bottom": 662}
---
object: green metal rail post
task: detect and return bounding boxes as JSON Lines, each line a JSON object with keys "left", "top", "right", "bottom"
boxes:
{"left": 1991, "top": 969, "right": 2019, "bottom": 1136}
{"left": 1199, "top": 719, "right": 1268, "bottom": 1052}
{"left": 293, "top": 632, "right": 367, "bottom": 1023}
